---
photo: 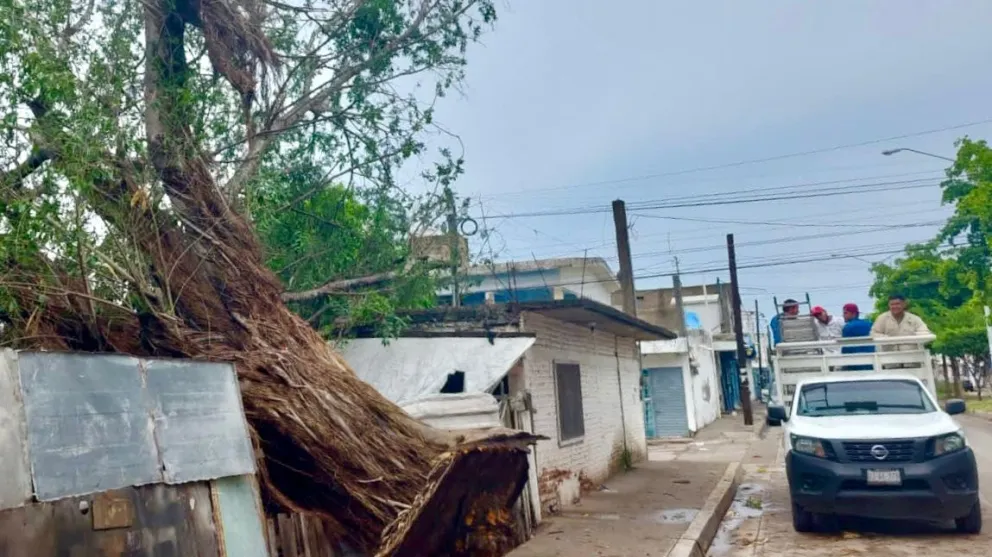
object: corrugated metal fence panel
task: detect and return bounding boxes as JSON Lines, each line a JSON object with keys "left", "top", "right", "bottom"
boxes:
{"left": 0, "top": 350, "right": 31, "bottom": 510}
{"left": 17, "top": 352, "right": 162, "bottom": 502}
{"left": 145, "top": 359, "right": 256, "bottom": 483}
{"left": 15, "top": 352, "right": 255, "bottom": 502}
{"left": 647, "top": 367, "right": 689, "bottom": 437}
{"left": 212, "top": 476, "right": 268, "bottom": 557}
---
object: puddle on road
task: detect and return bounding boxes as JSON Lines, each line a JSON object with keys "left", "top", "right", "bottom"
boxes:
{"left": 708, "top": 483, "right": 773, "bottom": 556}
{"left": 651, "top": 508, "right": 699, "bottom": 524}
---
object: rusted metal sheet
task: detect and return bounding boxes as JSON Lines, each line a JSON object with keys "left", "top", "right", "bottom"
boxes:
{"left": 144, "top": 359, "right": 255, "bottom": 483}
{"left": 0, "top": 482, "right": 221, "bottom": 557}
{"left": 92, "top": 492, "right": 134, "bottom": 530}
{"left": 0, "top": 350, "right": 31, "bottom": 511}
{"left": 17, "top": 352, "right": 161, "bottom": 501}
{"left": 15, "top": 352, "right": 254, "bottom": 502}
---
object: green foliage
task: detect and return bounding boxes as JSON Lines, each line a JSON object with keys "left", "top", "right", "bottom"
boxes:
{"left": 253, "top": 163, "right": 437, "bottom": 332}
{"left": 0, "top": 0, "right": 496, "bottom": 340}
{"left": 870, "top": 138, "right": 992, "bottom": 360}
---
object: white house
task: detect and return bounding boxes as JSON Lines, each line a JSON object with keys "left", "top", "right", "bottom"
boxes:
{"left": 339, "top": 298, "right": 675, "bottom": 519}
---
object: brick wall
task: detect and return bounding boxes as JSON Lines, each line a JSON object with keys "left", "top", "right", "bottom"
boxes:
{"left": 518, "top": 312, "right": 646, "bottom": 512}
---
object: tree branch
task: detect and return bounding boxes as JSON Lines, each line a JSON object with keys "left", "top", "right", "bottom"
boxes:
{"left": 0, "top": 147, "right": 53, "bottom": 193}
{"left": 222, "top": 0, "right": 457, "bottom": 197}
{"left": 281, "top": 270, "right": 398, "bottom": 302}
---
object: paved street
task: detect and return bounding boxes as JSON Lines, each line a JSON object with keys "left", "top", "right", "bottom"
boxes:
{"left": 709, "top": 414, "right": 992, "bottom": 556}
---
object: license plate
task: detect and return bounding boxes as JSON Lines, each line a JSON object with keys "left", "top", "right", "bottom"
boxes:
{"left": 866, "top": 469, "right": 902, "bottom": 486}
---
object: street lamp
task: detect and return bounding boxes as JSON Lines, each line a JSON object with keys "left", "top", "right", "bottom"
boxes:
{"left": 881, "top": 148, "right": 955, "bottom": 163}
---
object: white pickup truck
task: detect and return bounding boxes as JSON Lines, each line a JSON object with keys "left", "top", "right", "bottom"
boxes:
{"left": 767, "top": 336, "right": 981, "bottom": 533}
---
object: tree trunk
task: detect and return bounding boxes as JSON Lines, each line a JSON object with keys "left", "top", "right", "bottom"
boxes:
{"left": 942, "top": 354, "right": 950, "bottom": 392}
{"left": 950, "top": 357, "right": 963, "bottom": 398}
{"left": 6, "top": 1, "right": 538, "bottom": 554}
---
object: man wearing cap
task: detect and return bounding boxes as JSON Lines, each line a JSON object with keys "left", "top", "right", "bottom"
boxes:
{"left": 841, "top": 303, "right": 874, "bottom": 370}
{"left": 812, "top": 306, "right": 844, "bottom": 349}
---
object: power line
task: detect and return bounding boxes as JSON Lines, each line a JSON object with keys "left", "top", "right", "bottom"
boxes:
{"left": 486, "top": 178, "right": 940, "bottom": 219}
{"left": 477, "top": 117, "right": 991, "bottom": 196}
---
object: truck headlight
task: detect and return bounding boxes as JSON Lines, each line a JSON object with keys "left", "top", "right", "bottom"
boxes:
{"left": 790, "top": 434, "right": 832, "bottom": 459}
{"left": 931, "top": 432, "right": 966, "bottom": 457}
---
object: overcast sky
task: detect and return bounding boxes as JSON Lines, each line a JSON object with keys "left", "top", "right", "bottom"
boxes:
{"left": 420, "top": 0, "right": 992, "bottom": 325}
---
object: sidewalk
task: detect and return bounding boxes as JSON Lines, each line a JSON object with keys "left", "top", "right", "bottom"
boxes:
{"left": 510, "top": 411, "right": 764, "bottom": 557}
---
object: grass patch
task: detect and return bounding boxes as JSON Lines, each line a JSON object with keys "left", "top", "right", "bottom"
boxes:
{"left": 964, "top": 395, "right": 992, "bottom": 413}
{"left": 745, "top": 496, "right": 763, "bottom": 510}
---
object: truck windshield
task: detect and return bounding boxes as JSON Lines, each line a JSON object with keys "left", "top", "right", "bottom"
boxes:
{"left": 796, "top": 380, "right": 935, "bottom": 417}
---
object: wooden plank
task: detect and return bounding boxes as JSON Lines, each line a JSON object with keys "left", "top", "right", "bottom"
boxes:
{"left": 0, "top": 482, "right": 222, "bottom": 557}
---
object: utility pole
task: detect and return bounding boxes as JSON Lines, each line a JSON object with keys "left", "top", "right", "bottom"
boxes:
{"left": 444, "top": 188, "right": 460, "bottom": 307}
{"left": 612, "top": 199, "right": 637, "bottom": 317}
{"left": 754, "top": 299, "right": 764, "bottom": 404}
{"left": 673, "top": 258, "right": 688, "bottom": 337}
{"left": 726, "top": 234, "right": 754, "bottom": 425}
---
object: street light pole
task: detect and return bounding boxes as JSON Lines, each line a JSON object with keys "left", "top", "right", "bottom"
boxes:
{"left": 881, "top": 148, "right": 955, "bottom": 163}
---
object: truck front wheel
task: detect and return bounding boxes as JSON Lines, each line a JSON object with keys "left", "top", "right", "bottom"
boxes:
{"left": 955, "top": 502, "right": 982, "bottom": 534}
{"left": 791, "top": 501, "right": 814, "bottom": 532}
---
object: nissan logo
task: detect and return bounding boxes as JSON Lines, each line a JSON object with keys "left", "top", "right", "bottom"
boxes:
{"left": 870, "top": 445, "right": 889, "bottom": 461}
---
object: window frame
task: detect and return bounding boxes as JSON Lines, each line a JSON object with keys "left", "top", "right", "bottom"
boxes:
{"left": 552, "top": 360, "right": 585, "bottom": 446}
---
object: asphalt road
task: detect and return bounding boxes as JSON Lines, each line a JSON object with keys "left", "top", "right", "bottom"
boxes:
{"left": 709, "top": 414, "right": 992, "bottom": 556}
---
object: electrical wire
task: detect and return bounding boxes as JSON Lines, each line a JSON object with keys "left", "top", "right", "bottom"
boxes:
{"left": 485, "top": 178, "right": 941, "bottom": 219}
{"left": 473, "top": 117, "right": 990, "bottom": 197}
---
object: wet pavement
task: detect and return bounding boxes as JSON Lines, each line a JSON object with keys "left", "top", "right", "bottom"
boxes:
{"left": 508, "top": 460, "right": 726, "bottom": 556}
{"left": 708, "top": 416, "right": 992, "bottom": 556}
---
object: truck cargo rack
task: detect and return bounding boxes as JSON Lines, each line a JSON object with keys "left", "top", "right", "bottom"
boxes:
{"left": 772, "top": 334, "right": 937, "bottom": 409}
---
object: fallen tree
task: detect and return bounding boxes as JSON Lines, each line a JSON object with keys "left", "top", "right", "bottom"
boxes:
{"left": 0, "top": 0, "right": 536, "bottom": 554}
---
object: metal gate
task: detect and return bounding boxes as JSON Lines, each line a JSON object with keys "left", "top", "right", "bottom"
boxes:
{"left": 718, "top": 352, "right": 740, "bottom": 413}
{"left": 646, "top": 367, "right": 689, "bottom": 437}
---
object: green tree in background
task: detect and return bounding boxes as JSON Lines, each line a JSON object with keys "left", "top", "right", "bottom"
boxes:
{"left": 870, "top": 138, "right": 992, "bottom": 398}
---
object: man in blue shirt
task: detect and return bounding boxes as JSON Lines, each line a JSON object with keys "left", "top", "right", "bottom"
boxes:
{"left": 841, "top": 302, "right": 874, "bottom": 370}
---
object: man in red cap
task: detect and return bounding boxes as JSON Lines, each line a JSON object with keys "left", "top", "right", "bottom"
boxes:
{"left": 811, "top": 305, "right": 844, "bottom": 344}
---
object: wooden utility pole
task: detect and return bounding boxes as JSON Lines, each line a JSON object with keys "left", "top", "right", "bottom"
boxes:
{"left": 673, "top": 258, "right": 688, "bottom": 337}
{"left": 612, "top": 199, "right": 637, "bottom": 317}
{"left": 445, "top": 188, "right": 460, "bottom": 307}
{"left": 726, "top": 234, "right": 754, "bottom": 425}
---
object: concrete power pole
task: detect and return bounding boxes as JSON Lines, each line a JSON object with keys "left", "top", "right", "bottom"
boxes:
{"left": 612, "top": 199, "right": 637, "bottom": 317}
{"left": 444, "top": 188, "right": 460, "bottom": 307}
{"left": 726, "top": 233, "right": 754, "bottom": 425}
{"left": 673, "top": 258, "right": 688, "bottom": 337}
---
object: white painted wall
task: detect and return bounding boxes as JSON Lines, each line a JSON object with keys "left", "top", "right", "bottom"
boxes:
{"left": 683, "top": 299, "right": 723, "bottom": 334}
{"left": 558, "top": 266, "right": 617, "bottom": 306}
{"left": 640, "top": 333, "right": 721, "bottom": 435}
{"left": 518, "top": 312, "right": 645, "bottom": 513}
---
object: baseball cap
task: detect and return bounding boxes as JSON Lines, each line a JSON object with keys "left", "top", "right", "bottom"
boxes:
{"left": 811, "top": 306, "right": 826, "bottom": 317}
{"left": 843, "top": 303, "right": 859, "bottom": 314}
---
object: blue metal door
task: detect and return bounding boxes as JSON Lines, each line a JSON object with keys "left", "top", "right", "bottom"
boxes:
{"left": 646, "top": 367, "right": 689, "bottom": 437}
{"left": 718, "top": 352, "right": 740, "bottom": 413}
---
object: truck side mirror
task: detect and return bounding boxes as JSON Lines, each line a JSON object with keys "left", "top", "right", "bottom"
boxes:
{"left": 944, "top": 399, "right": 967, "bottom": 416}
{"left": 767, "top": 405, "right": 789, "bottom": 424}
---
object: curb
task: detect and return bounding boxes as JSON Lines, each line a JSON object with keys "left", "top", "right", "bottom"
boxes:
{"left": 666, "top": 462, "right": 743, "bottom": 557}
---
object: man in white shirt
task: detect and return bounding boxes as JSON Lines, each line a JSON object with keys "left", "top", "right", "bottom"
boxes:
{"left": 871, "top": 294, "right": 931, "bottom": 352}
{"left": 811, "top": 306, "right": 844, "bottom": 351}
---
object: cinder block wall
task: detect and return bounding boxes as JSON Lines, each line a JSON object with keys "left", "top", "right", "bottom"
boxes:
{"left": 519, "top": 312, "right": 646, "bottom": 512}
